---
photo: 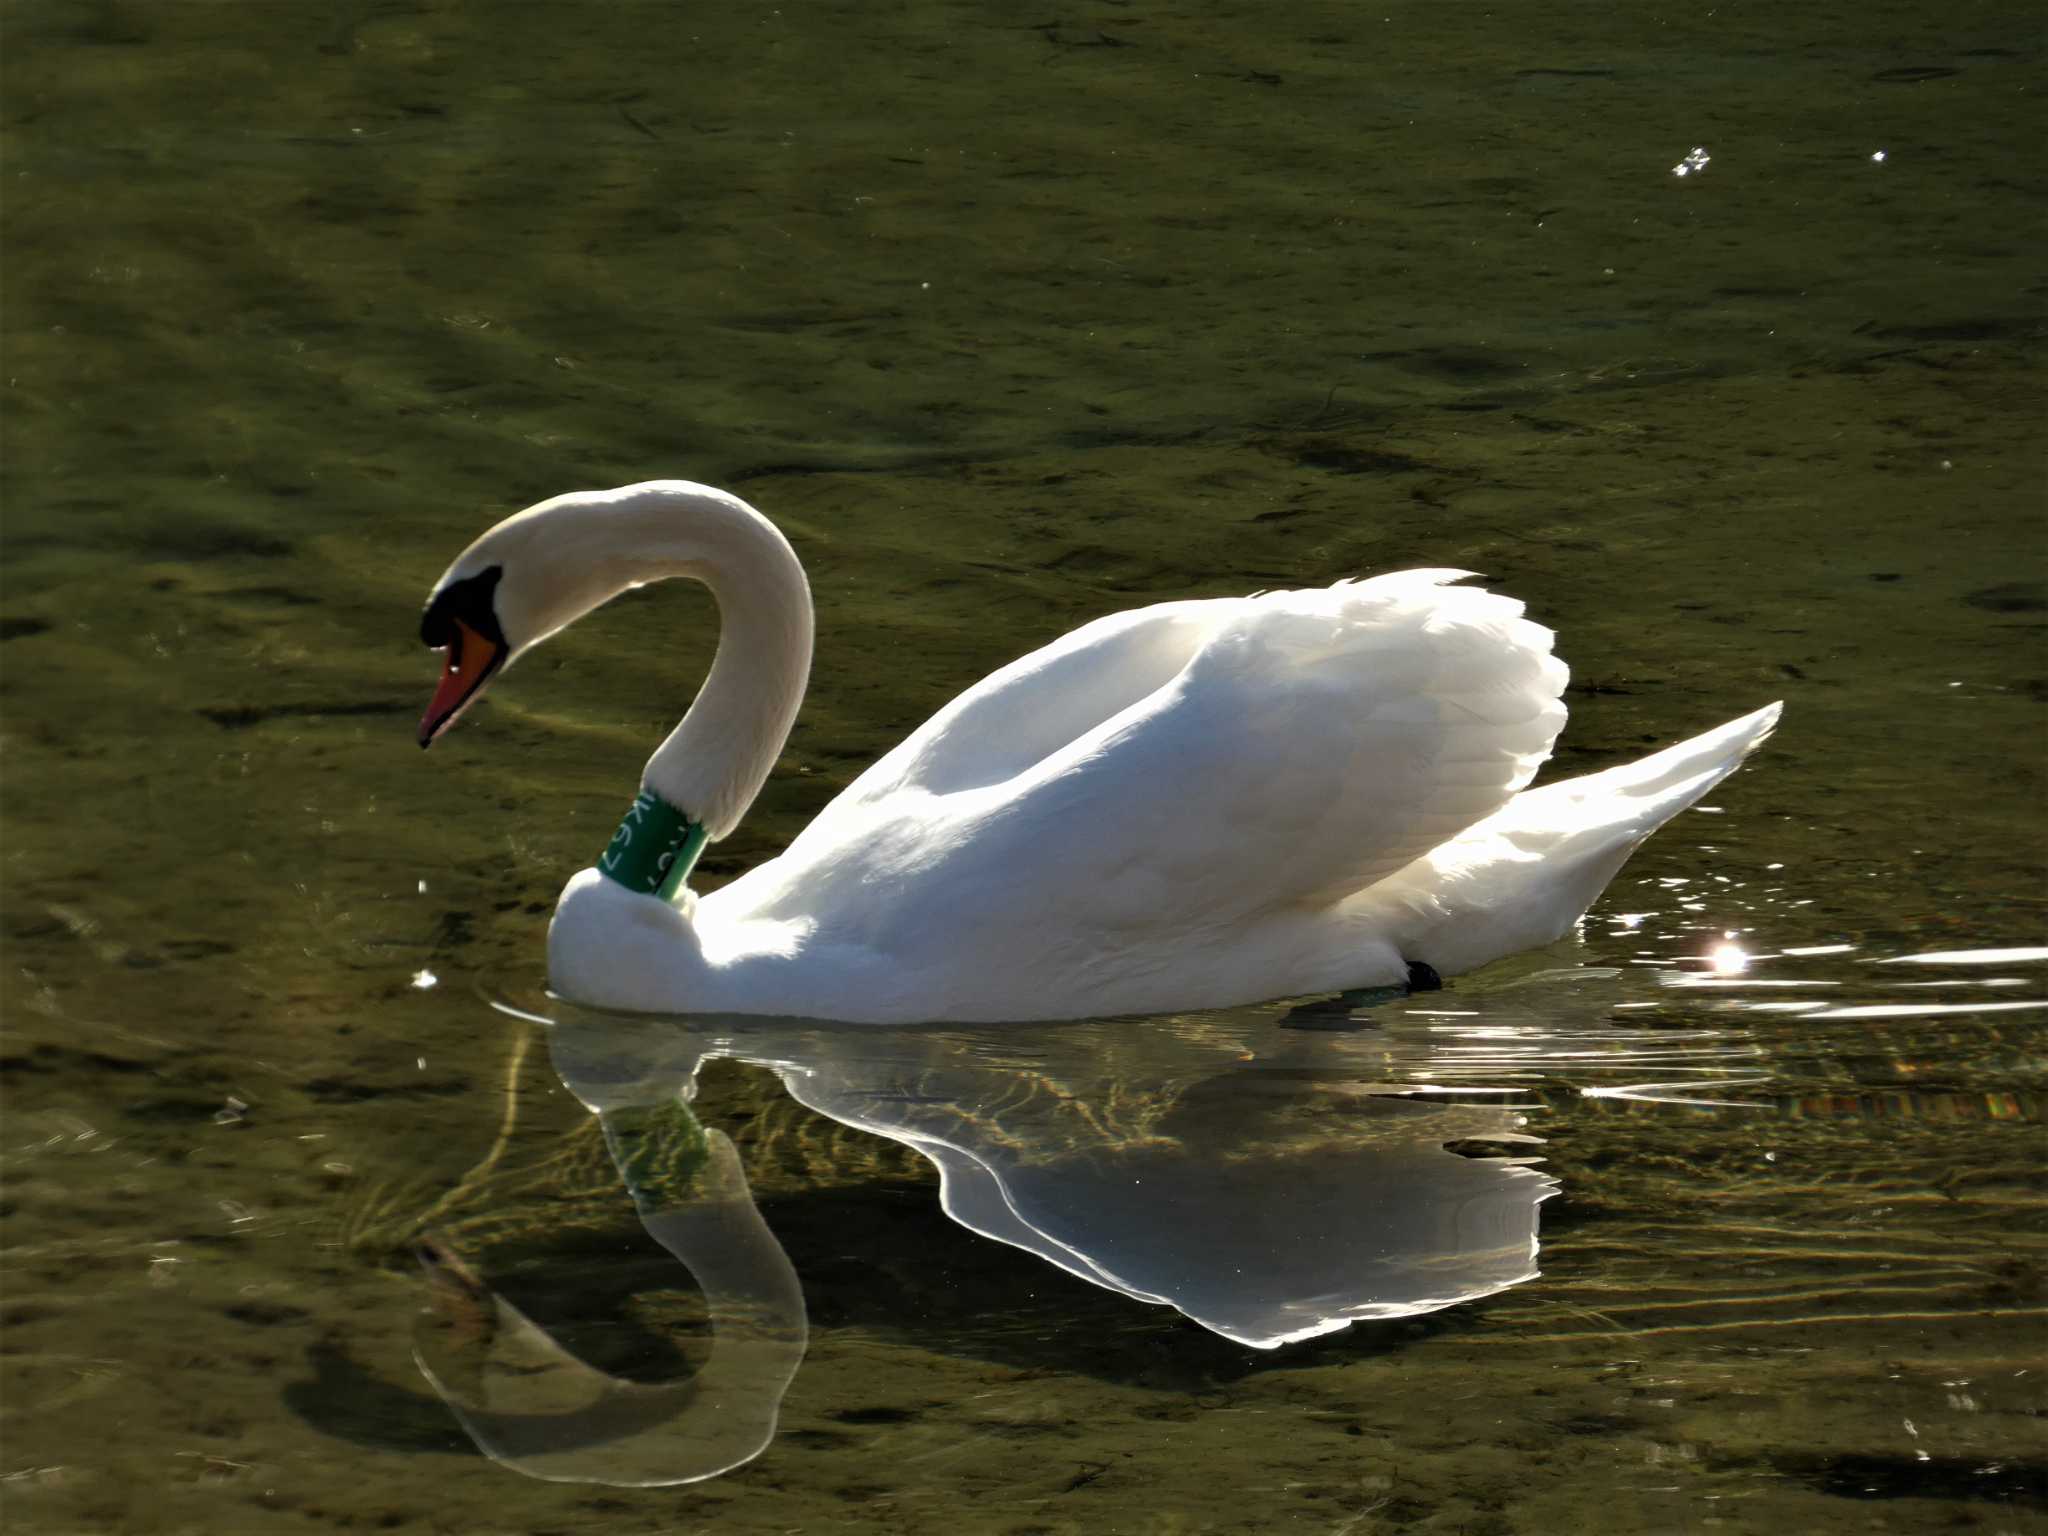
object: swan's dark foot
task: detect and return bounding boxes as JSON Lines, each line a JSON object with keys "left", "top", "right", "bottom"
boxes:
{"left": 1405, "top": 960, "right": 1443, "bottom": 994}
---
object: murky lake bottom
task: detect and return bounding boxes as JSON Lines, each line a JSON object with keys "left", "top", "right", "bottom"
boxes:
{"left": 3, "top": 2, "right": 2043, "bottom": 1532}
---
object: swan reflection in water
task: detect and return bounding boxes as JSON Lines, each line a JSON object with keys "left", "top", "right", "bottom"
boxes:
{"left": 412, "top": 967, "right": 1766, "bottom": 1486}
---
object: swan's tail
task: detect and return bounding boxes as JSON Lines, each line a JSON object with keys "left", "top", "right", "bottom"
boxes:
{"left": 1357, "top": 703, "right": 1783, "bottom": 975}
{"left": 1505, "top": 701, "right": 1782, "bottom": 835}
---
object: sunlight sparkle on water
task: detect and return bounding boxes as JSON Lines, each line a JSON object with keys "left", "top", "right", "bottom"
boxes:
{"left": 411, "top": 968, "right": 438, "bottom": 990}
{"left": 1709, "top": 941, "right": 1750, "bottom": 976}
{"left": 1881, "top": 947, "right": 2048, "bottom": 966}
{"left": 1809, "top": 1000, "right": 2048, "bottom": 1021}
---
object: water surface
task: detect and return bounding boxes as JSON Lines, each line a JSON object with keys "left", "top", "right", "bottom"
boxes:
{"left": 3, "top": 3, "right": 2043, "bottom": 1532}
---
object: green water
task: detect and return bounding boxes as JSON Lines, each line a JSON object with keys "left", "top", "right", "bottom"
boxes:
{"left": 3, "top": 1, "right": 2043, "bottom": 1531}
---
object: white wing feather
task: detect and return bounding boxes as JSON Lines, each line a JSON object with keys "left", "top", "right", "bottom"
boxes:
{"left": 722, "top": 572, "right": 1568, "bottom": 945}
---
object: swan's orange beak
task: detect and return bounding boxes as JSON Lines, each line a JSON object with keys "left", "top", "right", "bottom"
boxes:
{"left": 419, "top": 619, "right": 504, "bottom": 748}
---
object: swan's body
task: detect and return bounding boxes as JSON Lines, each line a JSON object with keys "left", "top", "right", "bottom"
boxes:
{"left": 419, "top": 481, "right": 1780, "bottom": 1024}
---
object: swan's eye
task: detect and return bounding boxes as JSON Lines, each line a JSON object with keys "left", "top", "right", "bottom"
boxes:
{"left": 420, "top": 564, "right": 505, "bottom": 651}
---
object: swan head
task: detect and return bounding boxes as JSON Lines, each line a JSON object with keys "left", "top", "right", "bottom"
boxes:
{"left": 416, "top": 488, "right": 659, "bottom": 747}
{"left": 418, "top": 561, "right": 510, "bottom": 747}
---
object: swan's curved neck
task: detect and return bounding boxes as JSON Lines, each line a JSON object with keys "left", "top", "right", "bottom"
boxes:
{"left": 626, "top": 489, "right": 814, "bottom": 845}
{"left": 500, "top": 483, "right": 811, "bottom": 851}
{"left": 447, "top": 481, "right": 813, "bottom": 876}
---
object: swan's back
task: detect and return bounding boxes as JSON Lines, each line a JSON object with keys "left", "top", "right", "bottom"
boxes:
{"left": 716, "top": 571, "right": 1570, "bottom": 950}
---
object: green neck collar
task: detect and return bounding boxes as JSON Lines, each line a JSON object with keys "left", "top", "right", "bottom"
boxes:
{"left": 598, "top": 789, "right": 708, "bottom": 901}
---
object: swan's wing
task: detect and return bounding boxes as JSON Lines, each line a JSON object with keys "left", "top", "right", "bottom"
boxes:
{"left": 990, "top": 570, "right": 1569, "bottom": 922}
{"left": 788, "top": 597, "right": 1228, "bottom": 842}
{"left": 736, "top": 571, "right": 1567, "bottom": 939}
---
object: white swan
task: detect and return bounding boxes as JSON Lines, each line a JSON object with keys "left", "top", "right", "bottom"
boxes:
{"left": 418, "top": 481, "right": 1780, "bottom": 1023}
